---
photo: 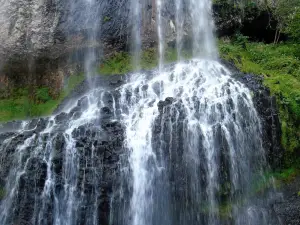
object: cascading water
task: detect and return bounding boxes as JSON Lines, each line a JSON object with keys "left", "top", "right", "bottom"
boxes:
{"left": 175, "top": 0, "right": 184, "bottom": 59}
{"left": 68, "top": 0, "right": 102, "bottom": 83}
{"left": 0, "top": 86, "right": 126, "bottom": 225}
{"left": 0, "top": 0, "right": 280, "bottom": 224}
{"left": 131, "top": 0, "right": 142, "bottom": 69}
{"left": 112, "top": 60, "right": 278, "bottom": 225}
{"left": 156, "top": 0, "right": 165, "bottom": 70}
{"left": 188, "top": 0, "right": 217, "bottom": 58}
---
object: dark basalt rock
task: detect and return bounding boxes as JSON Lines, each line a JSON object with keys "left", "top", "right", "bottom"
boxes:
{"left": 0, "top": 88, "right": 126, "bottom": 225}
{"left": 77, "top": 96, "right": 89, "bottom": 109}
{"left": 55, "top": 112, "right": 68, "bottom": 124}
{"left": 158, "top": 97, "right": 175, "bottom": 113}
{"left": 222, "top": 59, "right": 283, "bottom": 170}
{"left": 0, "top": 61, "right": 285, "bottom": 224}
{"left": 12, "top": 157, "right": 48, "bottom": 224}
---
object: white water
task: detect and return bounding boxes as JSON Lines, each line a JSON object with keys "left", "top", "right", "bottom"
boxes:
{"left": 131, "top": 0, "right": 142, "bottom": 69}
{"left": 175, "top": 0, "right": 184, "bottom": 60}
{"left": 156, "top": 0, "right": 165, "bottom": 70}
{"left": 118, "top": 59, "right": 273, "bottom": 225}
{"left": 188, "top": 0, "right": 217, "bottom": 58}
{"left": 69, "top": 0, "right": 102, "bottom": 84}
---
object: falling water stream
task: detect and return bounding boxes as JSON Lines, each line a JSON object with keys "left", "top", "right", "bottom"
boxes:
{"left": 0, "top": 0, "right": 279, "bottom": 224}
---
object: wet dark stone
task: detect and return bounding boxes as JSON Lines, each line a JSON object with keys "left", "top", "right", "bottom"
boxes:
{"left": 102, "top": 92, "right": 114, "bottom": 106}
{"left": 110, "top": 79, "right": 123, "bottom": 86}
{"left": 55, "top": 112, "right": 68, "bottom": 124}
{"left": 77, "top": 96, "right": 89, "bottom": 109}
{"left": 25, "top": 157, "right": 48, "bottom": 190}
{"left": 273, "top": 176, "right": 300, "bottom": 225}
{"left": 158, "top": 97, "right": 175, "bottom": 113}
{"left": 223, "top": 59, "right": 283, "bottom": 170}
{"left": 26, "top": 118, "right": 39, "bottom": 130}
{"left": 0, "top": 132, "right": 16, "bottom": 142}
{"left": 101, "top": 107, "right": 112, "bottom": 119}
{"left": 69, "top": 106, "right": 82, "bottom": 118}
{"left": 142, "top": 84, "right": 149, "bottom": 91}
{"left": 36, "top": 118, "right": 48, "bottom": 132}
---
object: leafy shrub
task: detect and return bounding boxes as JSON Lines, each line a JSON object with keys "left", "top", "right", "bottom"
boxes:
{"left": 286, "top": 8, "right": 300, "bottom": 41}
{"left": 233, "top": 33, "right": 249, "bottom": 49}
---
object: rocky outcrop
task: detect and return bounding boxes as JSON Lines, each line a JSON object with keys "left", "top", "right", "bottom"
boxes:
{"left": 0, "top": 90, "right": 126, "bottom": 224}
{"left": 222, "top": 60, "right": 283, "bottom": 170}
{"left": 0, "top": 60, "right": 285, "bottom": 224}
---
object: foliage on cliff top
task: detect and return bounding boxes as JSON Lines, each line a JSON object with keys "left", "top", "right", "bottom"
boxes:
{"left": 0, "top": 74, "right": 84, "bottom": 122}
{"left": 219, "top": 38, "right": 300, "bottom": 167}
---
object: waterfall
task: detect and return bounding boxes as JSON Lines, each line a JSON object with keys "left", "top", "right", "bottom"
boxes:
{"left": 188, "top": 0, "right": 217, "bottom": 58}
{"left": 156, "top": 0, "right": 165, "bottom": 70}
{"left": 175, "top": 0, "right": 184, "bottom": 60}
{"left": 131, "top": 0, "right": 142, "bottom": 69}
{"left": 0, "top": 0, "right": 279, "bottom": 224}
{"left": 114, "top": 60, "right": 277, "bottom": 225}
{"left": 68, "top": 0, "right": 102, "bottom": 83}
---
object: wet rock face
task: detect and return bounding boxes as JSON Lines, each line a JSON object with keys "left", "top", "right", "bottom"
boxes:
{"left": 239, "top": 75, "right": 283, "bottom": 170}
{"left": 150, "top": 83, "right": 282, "bottom": 225}
{"left": 0, "top": 62, "right": 284, "bottom": 224}
{"left": 0, "top": 92, "right": 125, "bottom": 224}
{"left": 0, "top": 0, "right": 278, "bottom": 92}
{"left": 273, "top": 176, "right": 300, "bottom": 225}
{"left": 222, "top": 60, "right": 283, "bottom": 170}
{"left": 0, "top": 0, "right": 129, "bottom": 90}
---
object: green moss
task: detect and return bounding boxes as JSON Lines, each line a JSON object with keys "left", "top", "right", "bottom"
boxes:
{"left": 103, "top": 16, "right": 111, "bottom": 22}
{"left": 0, "top": 74, "right": 84, "bottom": 123}
{"left": 219, "top": 39, "right": 300, "bottom": 167}
{"left": 0, "top": 187, "right": 6, "bottom": 200}
{"left": 273, "top": 168, "right": 297, "bottom": 182}
{"left": 99, "top": 48, "right": 192, "bottom": 75}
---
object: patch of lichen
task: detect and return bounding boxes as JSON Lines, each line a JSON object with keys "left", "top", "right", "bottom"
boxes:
{"left": 219, "top": 38, "right": 300, "bottom": 169}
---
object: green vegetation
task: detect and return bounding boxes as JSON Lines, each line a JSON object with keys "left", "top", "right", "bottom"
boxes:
{"left": 0, "top": 187, "right": 5, "bottom": 200}
{"left": 0, "top": 74, "right": 84, "bottom": 122}
{"left": 286, "top": 7, "right": 300, "bottom": 42}
{"left": 271, "top": 0, "right": 300, "bottom": 43}
{"left": 103, "top": 16, "right": 111, "bottom": 22}
{"left": 0, "top": 48, "right": 189, "bottom": 123}
{"left": 272, "top": 167, "right": 298, "bottom": 183}
{"left": 99, "top": 48, "right": 191, "bottom": 75}
{"left": 219, "top": 37, "right": 300, "bottom": 167}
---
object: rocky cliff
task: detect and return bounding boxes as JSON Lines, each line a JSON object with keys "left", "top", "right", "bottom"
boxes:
{"left": 0, "top": 0, "right": 278, "bottom": 95}
{"left": 0, "top": 62, "right": 284, "bottom": 224}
